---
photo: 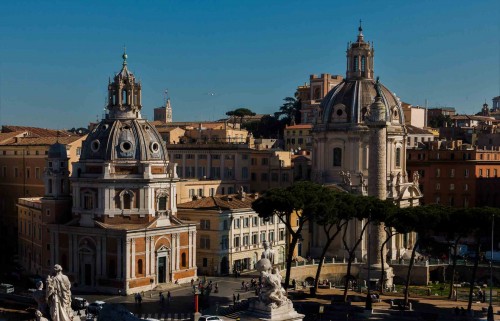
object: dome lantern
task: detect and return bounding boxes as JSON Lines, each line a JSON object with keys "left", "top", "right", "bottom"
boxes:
{"left": 346, "top": 23, "right": 374, "bottom": 80}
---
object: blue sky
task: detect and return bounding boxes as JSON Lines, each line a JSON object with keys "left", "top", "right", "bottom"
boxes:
{"left": 0, "top": 0, "right": 498, "bottom": 129}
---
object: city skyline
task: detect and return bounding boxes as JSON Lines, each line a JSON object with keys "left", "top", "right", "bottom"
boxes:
{"left": 0, "top": 0, "right": 498, "bottom": 129}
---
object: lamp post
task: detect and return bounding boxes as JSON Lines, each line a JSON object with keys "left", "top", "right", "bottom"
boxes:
{"left": 487, "top": 214, "right": 494, "bottom": 321}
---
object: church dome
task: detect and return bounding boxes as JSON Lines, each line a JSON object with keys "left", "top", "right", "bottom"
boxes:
{"left": 320, "top": 78, "right": 403, "bottom": 125}
{"left": 79, "top": 52, "right": 167, "bottom": 162}
{"left": 80, "top": 118, "right": 167, "bottom": 162}
{"left": 317, "top": 25, "right": 404, "bottom": 127}
{"left": 48, "top": 142, "right": 68, "bottom": 159}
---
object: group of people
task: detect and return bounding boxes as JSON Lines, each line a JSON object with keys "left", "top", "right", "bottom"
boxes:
{"left": 191, "top": 278, "right": 218, "bottom": 294}
{"left": 158, "top": 291, "right": 172, "bottom": 305}
{"left": 134, "top": 293, "right": 143, "bottom": 305}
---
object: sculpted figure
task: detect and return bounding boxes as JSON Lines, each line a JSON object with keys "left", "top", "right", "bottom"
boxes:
{"left": 261, "top": 240, "right": 275, "bottom": 264}
{"left": 259, "top": 266, "right": 289, "bottom": 308}
{"left": 33, "top": 281, "right": 49, "bottom": 318}
{"left": 413, "top": 171, "right": 420, "bottom": 185}
{"left": 46, "top": 264, "right": 73, "bottom": 321}
{"left": 396, "top": 172, "right": 402, "bottom": 186}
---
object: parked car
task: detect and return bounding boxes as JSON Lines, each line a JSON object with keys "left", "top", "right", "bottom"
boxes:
{"left": 71, "top": 297, "right": 89, "bottom": 311}
{"left": 198, "top": 316, "right": 223, "bottom": 321}
{"left": 87, "top": 301, "right": 105, "bottom": 314}
{"left": 0, "top": 283, "right": 14, "bottom": 294}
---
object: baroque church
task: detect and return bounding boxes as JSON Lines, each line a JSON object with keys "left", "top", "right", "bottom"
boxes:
{"left": 310, "top": 26, "right": 422, "bottom": 269}
{"left": 44, "top": 53, "right": 197, "bottom": 294}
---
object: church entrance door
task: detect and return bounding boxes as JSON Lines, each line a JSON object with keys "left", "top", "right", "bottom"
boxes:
{"left": 84, "top": 264, "right": 91, "bottom": 286}
{"left": 158, "top": 256, "right": 166, "bottom": 283}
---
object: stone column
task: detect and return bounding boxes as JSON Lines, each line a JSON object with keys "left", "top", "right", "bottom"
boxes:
{"left": 192, "top": 230, "right": 197, "bottom": 268}
{"left": 131, "top": 239, "right": 136, "bottom": 278}
{"left": 150, "top": 237, "right": 155, "bottom": 276}
{"left": 176, "top": 233, "right": 180, "bottom": 270}
{"left": 171, "top": 234, "right": 177, "bottom": 271}
{"left": 188, "top": 231, "right": 193, "bottom": 267}
{"left": 365, "top": 94, "right": 393, "bottom": 288}
{"left": 145, "top": 236, "right": 150, "bottom": 276}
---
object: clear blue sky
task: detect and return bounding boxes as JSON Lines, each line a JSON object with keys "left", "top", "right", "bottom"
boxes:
{"left": 0, "top": 0, "right": 498, "bottom": 129}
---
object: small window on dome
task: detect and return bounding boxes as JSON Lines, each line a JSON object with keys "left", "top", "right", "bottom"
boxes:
{"left": 150, "top": 142, "right": 160, "bottom": 153}
{"left": 336, "top": 109, "right": 343, "bottom": 116}
{"left": 121, "top": 141, "right": 132, "bottom": 152}
{"left": 91, "top": 140, "right": 100, "bottom": 153}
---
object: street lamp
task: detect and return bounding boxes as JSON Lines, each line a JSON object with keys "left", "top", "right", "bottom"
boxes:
{"left": 487, "top": 214, "right": 494, "bottom": 321}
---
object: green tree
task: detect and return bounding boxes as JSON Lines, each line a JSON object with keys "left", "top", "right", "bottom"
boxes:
{"left": 226, "top": 108, "right": 256, "bottom": 127}
{"left": 392, "top": 205, "right": 447, "bottom": 307}
{"left": 306, "top": 189, "right": 350, "bottom": 294}
{"left": 340, "top": 195, "right": 392, "bottom": 301}
{"left": 252, "top": 181, "right": 323, "bottom": 289}
{"left": 275, "top": 97, "right": 301, "bottom": 125}
{"left": 428, "top": 114, "right": 452, "bottom": 128}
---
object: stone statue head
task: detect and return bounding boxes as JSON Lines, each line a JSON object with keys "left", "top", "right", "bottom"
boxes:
{"left": 36, "top": 280, "right": 44, "bottom": 290}
{"left": 53, "top": 264, "right": 63, "bottom": 273}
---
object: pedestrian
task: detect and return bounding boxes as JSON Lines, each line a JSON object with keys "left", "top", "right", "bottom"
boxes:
{"left": 138, "top": 293, "right": 142, "bottom": 305}
{"left": 134, "top": 293, "right": 138, "bottom": 304}
{"left": 191, "top": 279, "right": 194, "bottom": 287}
{"left": 237, "top": 293, "right": 240, "bottom": 302}
{"left": 160, "top": 293, "right": 165, "bottom": 305}
{"left": 233, "top": 293, "right": 236, "bottom": 304}
{"left": 241, "top": 281, "right": 245, "bottom": 289}
{"left": 167, "top": 291, "right": 172, "bottom": 303}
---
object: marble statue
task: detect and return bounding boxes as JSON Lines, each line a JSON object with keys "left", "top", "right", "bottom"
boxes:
{"left": 396, "top": 172, "right": 402, "bottom": 186}
{"left": 46, "top": 264, "right": 73, "bottom": 321}
{"left": 259, "top": 266, "right": 289, "bottom": 308}
{"left": 413, "top": 171, "right": 420, "bottom": 185}
{"left": 261, "top": 240, "right": 275, "bottom": 264}
{"left": 33, "top": 281, "right": 49, "bottom": 319}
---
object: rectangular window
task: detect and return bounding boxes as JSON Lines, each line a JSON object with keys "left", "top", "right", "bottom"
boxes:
{"left": 14, "top": 167, "right": 19, "bottom": 177}
{"left": 333, "top": 148, "right": 342, "bottom": 166}
{"left": 243, "top": 234, "right": 249, "bottom": 246}
{"left": 198, "top": 188, "right": 203, "bottom": 196}
{"left": 261, "top": 173, "right": 268, "bottom": 181}
{"left": 260, "top": 232, "right": 266, "bottom": 242}
{"left": 269, "top": 231, "right": 275, "bottom": 242}
{"left": 35, "top": 167, "right": 40, "bottom": 179}
{"left": 174, "top": 154, "right": 182, "bottom": 159}
{"left": 234, "top": 218, "right": 240, "bottom": 229}
{"left": 252, "top": 233, "right": 258, "bottom": 245}
{"left": 450, "top": 184, "right": 455, "bottom": 191}
{"left": 252, "top": 217, "right": 258, "bottom": 226}
{"left": 251, "top": 158, "right": 257, "bottom": 165}
{"left": 269, "top": 216, "right": 275, "bottom": 224}
{"left": 271, "top": 173, "right": 278, "bottom": 182}
{"left": 479, "top": 169, "right": 483, "bottom": 177}
{"left": 464, "top": 169, "right": 469, "bottom": 177}
{"left": 221, "top": 236, "right": 229, "bottom": 250}
{"left": 450, "top": 169, "right": 455, "bottom": 178}
{"left": 186, "top": 154, "right": 195, "bottom": 159}
{"left": 189, "top": 189, "right": 195, "bottom": 198}
{"left": 242, "top": 167, "right": 249, "bottom": 179}
{"left": 2, "top": 166, "right": 6, "bottom": 177}
{"left": 243, "top": 217, "right": 249, "bottom": 228}
{"left": 198, "top": 154, "right": 207, "bottom": 160}
{"left": 436, "top": 168, "right": 440, "bottom": 178}
{"left": 203, "top": 258, "right": 208, "bottom": 267}
{"left": 209, "top": 188, "right": 215, "bottom": 196}
{"left": 435, "top": 183, "right": 440, "bottom": 190}
{"left": 279, "top": 229, "right": 285, "bottom": 241}
{"left": 26, "top": 168, "right": 30, "bottom": 179}
{"left": 486, "top": 169, "right": 490, "bottom": 178}
{"left": 200, "top": 236, "right": 211, "bottom": 249}
{"left": 200, "top": 219, "right": 210, "bottom": 230}
{"left": 251, "top": 173, "right": 257, "bottom": 181}
{"left": 211, "top": 154, "right": 220, "bottom": 160}
{"left": 234, "top": 236, "right": 240, "bottom": 247}
{"left": 261, "top": 158, "right": 269, "bottom": 165}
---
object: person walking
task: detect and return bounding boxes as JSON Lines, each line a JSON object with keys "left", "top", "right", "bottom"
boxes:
{"left": 167, "top": 291, "right": 172, "bottom": 303}
{"left": 233, "top": 293, "right": 236, "bottom": 304}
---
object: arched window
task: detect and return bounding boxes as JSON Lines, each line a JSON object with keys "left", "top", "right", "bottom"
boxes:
{"left": 395, "top": 148, "right": 401, "bottom": 167}
{"left": 48, "top": 179, "right": 53, "bottom": 194}
{"left": 353, "top": 56, "right": 358, "bottom": 71}
{"left": 123, "top": 193, "right": 131, "bottom": 209}
{"left": 122, "top": 90, "right": 127, "bottom": 104}
{"left": 181, "top": 253, "right": 187, "bottom": 267}
{"left": 158, "top": 196, "right": 167, "bottom": 211}
{"left": 333, "top": 148, "right": 342, "bottom": 167}
{"left": 361, "top": 56, "right": 366, "bottom": 74}
{"left": 138, "top": 259, "right": 143, "bottom": 274}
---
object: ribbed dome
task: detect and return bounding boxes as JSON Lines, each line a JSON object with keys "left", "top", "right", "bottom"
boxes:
{"left": 319, "top": 79, "right": 404, "bottom": 126}
{"left": 48, "top": 142, "right": 68, "bottom": 159}
{"left": 80, "top": 119, "right": 167, "bottom": 162}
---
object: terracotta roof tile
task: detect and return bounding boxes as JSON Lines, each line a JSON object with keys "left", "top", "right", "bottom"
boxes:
{"left": 5, "top": 136, "right": 83, "bottom": 146}
{"left": 178, "top": 194, "right": 257, "bottom": 210}
{"left": 2, "top": 126, "right": 75, "bottom": 137}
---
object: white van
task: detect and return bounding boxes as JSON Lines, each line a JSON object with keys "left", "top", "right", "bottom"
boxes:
{"left": 0, "top": 283, "right": 14, "bottom": 294}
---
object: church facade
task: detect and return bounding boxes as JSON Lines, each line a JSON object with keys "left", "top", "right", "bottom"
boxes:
{"left": 310, "top": 26, "right": 422, "bottom": 263}
{"left": 41, "top": 53, "right": 196, "bottom": 294}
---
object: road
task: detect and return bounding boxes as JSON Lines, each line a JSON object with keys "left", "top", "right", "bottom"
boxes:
{"left": 74, "top": 275, "right": 259, "bottom": 316}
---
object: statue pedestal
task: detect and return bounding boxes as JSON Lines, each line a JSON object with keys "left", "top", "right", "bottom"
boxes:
{"left": 358, "top": 263, "right": 394, "bottom": 290}
{"left": 245, "top": 299, "right": 304, "bottom": 321}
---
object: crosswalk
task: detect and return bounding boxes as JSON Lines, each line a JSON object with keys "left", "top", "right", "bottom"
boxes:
{"left": 132, "top": 312, "right": 194, "bottom": 321}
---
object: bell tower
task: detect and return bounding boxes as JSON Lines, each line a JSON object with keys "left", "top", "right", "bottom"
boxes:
{"left": 346, "top": 21, "right": 374, "bottom": 80}
{"left": 43, "top": 142, "right": 70, "bottom": 199}
{"left": 107, "top": 50, "right": 143, "bottom": 120}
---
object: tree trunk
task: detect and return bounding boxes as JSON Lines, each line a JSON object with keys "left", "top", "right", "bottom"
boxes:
{"left": 343, "top": 253, "right": 355, "bottom": 302}
{"left": 447, "top": 240, "right": 459, "bottom": 299}
{"left": 403, "top": 239, "right": 419, "bottom": 307}
{"left": 313, "top": 236, "right": 335, "bottom": 293}
{"left": 467, "top": 242, "right": 481, "bottom": 312}
{"left": 284, "top": 235, "right": 298, "bottom": 290}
